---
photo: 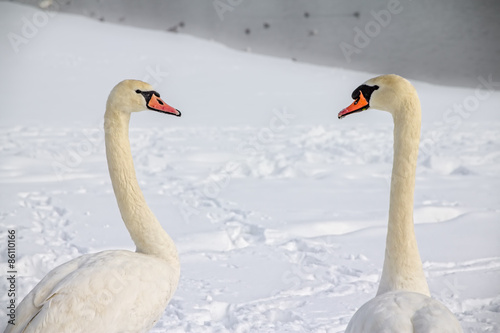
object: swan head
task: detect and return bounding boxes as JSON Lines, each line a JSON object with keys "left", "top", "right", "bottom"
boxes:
{"left": 107, "top": 79, "right": 181, "bottom": 116}
{"left": 338, "top": 74, "right": 417, "bottom": 119}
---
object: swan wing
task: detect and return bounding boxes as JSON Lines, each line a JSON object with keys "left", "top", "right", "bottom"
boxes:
{"left": 5, "top": 250, "right": 179, "bottom": 333}
{"left": 4, "top": 254, "right": 91, "bottom": 333}
{"left": 345, "top": 290, "right": 462, "bottom": 333}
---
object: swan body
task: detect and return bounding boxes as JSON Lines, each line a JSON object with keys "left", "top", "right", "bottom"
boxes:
{"left": 347, "top": 291, "right": 462, "bottom": 333}
{"left": 339, "top": 75, "right": 462, "bottom": 333}
{"left": 5, "top": 80, "right": 181, "bottom": 333}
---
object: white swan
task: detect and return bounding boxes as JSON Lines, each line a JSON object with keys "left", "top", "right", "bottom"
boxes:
{"left": 338, "top": 74, "right": 462, "bottom": 333}
{"left": 5, "top": 80, "right": 181, "bottom": 333}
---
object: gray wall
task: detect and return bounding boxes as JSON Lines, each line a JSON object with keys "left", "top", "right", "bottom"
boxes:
{"left": 6, "top": 0, "right": 500, "bottom": 87}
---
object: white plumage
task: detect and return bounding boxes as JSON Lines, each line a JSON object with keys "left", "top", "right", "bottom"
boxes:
{"left": 5, "top": 80, "right": 181, "bottom": 333}
{"left": 339, "top": 75, "right": 463, "bottom": 333}
{"left": 346, "top": 291, "right": 462, "bottom": 333}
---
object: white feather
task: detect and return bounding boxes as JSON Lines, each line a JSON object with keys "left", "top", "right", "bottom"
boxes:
{"left": 5, "top": 80, "right": 180, "bottom": 333}
{"left": 342, "top": 75, "right": 462, "bottom": 332}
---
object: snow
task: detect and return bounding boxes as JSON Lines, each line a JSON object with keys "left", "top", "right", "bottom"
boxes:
{"left": 1, "top": 2, "right": 499, "bottom": 332}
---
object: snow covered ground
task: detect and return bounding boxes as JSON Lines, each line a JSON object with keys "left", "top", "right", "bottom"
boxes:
{"left": 1, "top": 2, "right": 499, "bottom": 332}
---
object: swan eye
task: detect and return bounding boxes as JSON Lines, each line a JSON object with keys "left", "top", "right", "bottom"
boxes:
{"left": 135, "top": 89, "right": 142, "bottom": 94}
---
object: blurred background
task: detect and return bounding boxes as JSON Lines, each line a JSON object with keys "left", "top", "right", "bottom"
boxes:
{"left": 8, "top": 0, "right": 500, "bottom": 88}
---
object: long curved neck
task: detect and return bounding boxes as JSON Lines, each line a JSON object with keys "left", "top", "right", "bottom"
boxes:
{"left": 104, "top": 105, "right": 178, "bottom": 265}
{"left": 377, "top": 94, "right": 430, "bottom": 296}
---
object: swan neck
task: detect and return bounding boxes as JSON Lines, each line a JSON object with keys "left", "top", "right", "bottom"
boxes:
{"left": 104, "top": 106, "right": 178, "bottom": 264}
{"left": 377, "top": 95, "right": 430, "bottom": 296}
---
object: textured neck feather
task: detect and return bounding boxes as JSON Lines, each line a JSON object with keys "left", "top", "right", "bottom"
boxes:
{"left": 377, "top": 94, "right": 430, "bottom": 296}
{"left": 104, "top": 105, "right": 178, "bottom": 265}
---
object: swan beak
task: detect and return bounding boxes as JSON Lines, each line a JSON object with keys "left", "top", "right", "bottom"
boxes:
{"left": 147, "top": 94, "right": 181, "bottom": 117}
{"left": 338, "top": 91, "right": 369, "bottom": 119}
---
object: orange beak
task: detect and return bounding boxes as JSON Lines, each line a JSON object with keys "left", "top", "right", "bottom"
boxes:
{"left": 147, "top": 94, "right": 181, "bottom": 117}
{"left": 338, "top": 90, "right": 369, "bottom": 119}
